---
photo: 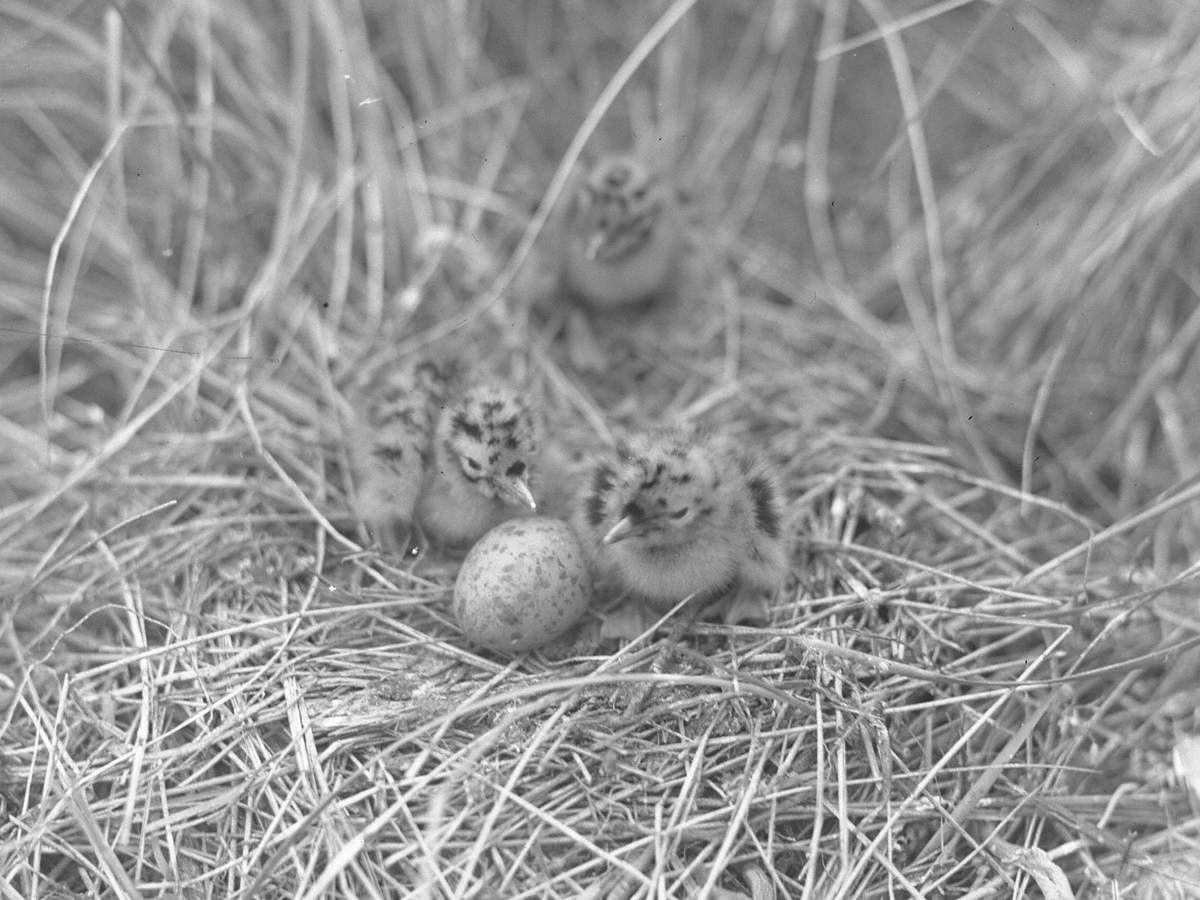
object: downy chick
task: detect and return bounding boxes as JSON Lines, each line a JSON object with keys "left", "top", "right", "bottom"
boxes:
{"left": 559, "top": 156, "right": 686, "bottom": 369}
{"left": 562, "top": 155, "right": 685, "bottom": 309}
{"left": 416, "top": 384, "right": 540, "bottom": 547}
{"left": 349, "top": 360, "right": 448, "bottom": 553}
{"left": 350, "top": 363, "right": 540, "bottom": 552}
{"left": 574, "top": 427, "right": 787, "bottom": 629}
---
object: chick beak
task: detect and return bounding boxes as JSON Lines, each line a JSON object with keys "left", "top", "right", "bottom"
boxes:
{"left": 602, "top": 516, "right": 636, "bottom": 545}
{"left": 502, "top": 477, "right": 537, "bottom": 511}
{"left": 584, "top": 232, "right": 606, "bottom": 261}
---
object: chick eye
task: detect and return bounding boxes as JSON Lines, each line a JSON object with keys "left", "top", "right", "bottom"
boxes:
{"left": 461, "top": 457, "right": 483, "bottom": 473}
{"left": 669, "top": 508, "right": 690, "bottom": 520}
{"left": 505, "top": 461, "right": 526, "bottom": 477}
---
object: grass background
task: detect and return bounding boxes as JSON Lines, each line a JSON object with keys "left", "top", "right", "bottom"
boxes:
{"left": 2, "top": 1, "right": 1200, "bottom": 897}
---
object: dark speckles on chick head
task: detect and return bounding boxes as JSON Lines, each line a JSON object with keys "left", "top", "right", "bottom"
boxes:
{"left": 665, "top": 442, "right": 689, "bottom": 460}
{"left": 371, "top": 443, "right": 406, "bottom": 465}
{"left": 640, "top": 462, "right": 664, "bottom": 490}
{"left": 584, "top": 491, "right": 605, "bottom": 528}
{"left": 583, "top": 462, "right": 616, "bottom": 528}
{"left": 592, "top": 461, "right": 615, "bottom": 496}
{"left": 441, "top": 384, "right": 538, "bottom": 498}
{"left": 450, "top": 411, "right": 483, "bottom": 442}
{"left": 621, "top": 501, "right": 645, "bottom": 523}
{"left": 597, "top": 439, "right": 702, "bottom": 534}
{"left": 573, "top": 158, "right": 666, "bottom": 264}
{"left": 747, "top": 475, "right": 781, "bottom": 538}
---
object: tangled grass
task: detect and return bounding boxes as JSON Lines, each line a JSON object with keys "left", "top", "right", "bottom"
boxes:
{"left": 2, "top": 1, "right": 1199, "bottom": 897}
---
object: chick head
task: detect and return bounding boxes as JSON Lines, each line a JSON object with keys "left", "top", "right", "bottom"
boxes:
{"left": 584, "top": 429, "right": 733, "bottom": 551}
{"left": 570, "top": 156, "right": 665, "bottom": 264}
{"left": 441, "top": 385, "right": 539, "bottom": 510}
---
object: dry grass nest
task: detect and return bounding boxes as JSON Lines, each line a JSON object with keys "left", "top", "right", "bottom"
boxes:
{"left": 2, "top": 2, "right": 1200, "bottom": 898}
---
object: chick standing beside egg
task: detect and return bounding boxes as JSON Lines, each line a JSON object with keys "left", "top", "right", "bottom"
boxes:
{"left": 348, "top": 359, "right": 543, "bottom": 553}
{"left": 416, "top": 383, "right": 541, "bottom": 546}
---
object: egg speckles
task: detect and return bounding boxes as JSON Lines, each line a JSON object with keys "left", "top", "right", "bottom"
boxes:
{"left": 453, "top": 517, "right": 592, "bottom": 652}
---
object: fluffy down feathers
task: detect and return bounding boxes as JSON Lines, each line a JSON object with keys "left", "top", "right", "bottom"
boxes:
{"left": 573, "top": 427, "right": 787, "bottom": 616}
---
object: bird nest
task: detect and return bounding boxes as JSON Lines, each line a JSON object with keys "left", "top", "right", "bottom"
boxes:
{"left": 2, "top": 2, "right": 1199, "bottom": 898}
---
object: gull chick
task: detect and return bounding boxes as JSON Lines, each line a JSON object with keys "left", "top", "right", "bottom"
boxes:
{"left": 350, "top": 363, "right": 539, "bottom": 552}
{"left": 573, "top": 427, "right": 787, "bottom": 629}
{"left": 559, "top": 156, "right": 686, "bottom": 369}
{"left": 416, "top": 383, "right": 540, "bottom": 547}
{"left": 562, "top": 155, "right": 685, "bottom": 310}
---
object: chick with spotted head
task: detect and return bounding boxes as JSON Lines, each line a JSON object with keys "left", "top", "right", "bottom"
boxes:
{"left": 558, "top": 156, "right": 686, "bottom": 370}
{"left": 573, "top": 427, "right": 787, "bottom": 630}
{"left": 349, "top": 359, "right": 541, "bottom": 554}
{"left": 562, "top": 155, "right": 685, "bottom": 310}
{"left": 416, "top": 383, "right": 540, "bottom": 547}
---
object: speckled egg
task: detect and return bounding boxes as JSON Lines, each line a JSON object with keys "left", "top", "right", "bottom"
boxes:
{"left": 453, "top": 517, "right": 592, "bottom": 652}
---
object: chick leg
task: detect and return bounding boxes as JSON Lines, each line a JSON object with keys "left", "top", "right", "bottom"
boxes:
{"left": 599, "top": 599, "right": 656, "bottom": 641}
{"left": 703, "top": 584, "right": 774, "bottom": 626}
